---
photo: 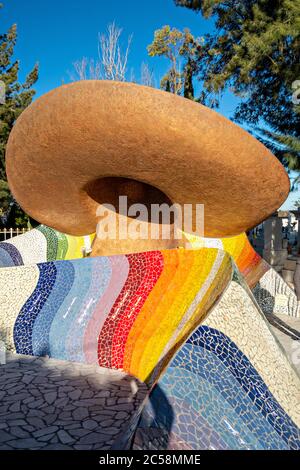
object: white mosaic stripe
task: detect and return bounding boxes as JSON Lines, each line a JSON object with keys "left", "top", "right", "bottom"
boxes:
{"left": 0, "top": 265, "right": 39, "bottom": 351}
{"left": 6, "top": 229, "right": 47, "bottom": 266}
{"left": 254, "top": 268, "right": 300, "bottom": 318}
{"left": 204, "top": 280, "right": 300, "bottom": 427}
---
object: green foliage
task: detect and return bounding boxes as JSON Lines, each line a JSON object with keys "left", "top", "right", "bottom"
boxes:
{"left": 174, "top": 0, "right": 300, "bottom": 175}
{"left": 0, "top": 6, "right": 38, "bottom": 227}
{"left": 148, "top": 25, "right": 203, "bottom": 97}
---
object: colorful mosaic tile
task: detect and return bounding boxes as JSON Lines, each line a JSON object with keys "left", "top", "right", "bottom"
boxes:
{"left": 0, "top": 227, "right": 299, "bottom": 449}
{"left": 0, "top": 225, "right": 93, "bottom": 266}
{"left": 134, "top": 276, "right": 300, "bottom": 450}
{"left": 0, "top": 248, "right": 231, "bottom": 386}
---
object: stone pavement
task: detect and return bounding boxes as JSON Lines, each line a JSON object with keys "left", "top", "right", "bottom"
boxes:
{"left": 0, "top": 354, "right": 148, "bottom": 450}
{"left": 0, "top": 312, "right": 299, "bottom": 451}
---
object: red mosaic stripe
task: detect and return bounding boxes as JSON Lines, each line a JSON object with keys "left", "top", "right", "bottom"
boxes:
{"left": 111, "top": 251, "right": 164, "bottom": 369}
{"left": 97, "top": 251, "right": 163, "bottom": 369}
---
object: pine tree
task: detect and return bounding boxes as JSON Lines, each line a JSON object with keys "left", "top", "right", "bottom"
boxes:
{"left": 0, "top": 7, "right": 38, "bottom": 227}
{"left": 147, "top": 26, "right": 202, "bottom": 97}
{"left": 174, "top": 0, "right": 300, "bottom": 175}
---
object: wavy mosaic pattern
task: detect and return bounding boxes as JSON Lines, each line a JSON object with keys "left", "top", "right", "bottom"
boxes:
{"left": 2, "top": 226, "right": 299, "bottom": 316}
{"left": 185, "top": 232, "right": 300, "bottom": 318}
{"left": 0, "top": 248, "right": 231, "bottom": 385}
{"left": 0, "top": 225, "right": 93, "bottom": 266}
{"left": 134, "top": 274, "right": 300, "bottom": 450}
{"left": 184, "top": 232, "right": 269, "bottom": 288}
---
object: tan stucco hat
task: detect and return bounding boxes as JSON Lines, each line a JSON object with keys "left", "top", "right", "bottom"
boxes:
{"left": 6, "top": 80, "right": 289, "bottom": 242}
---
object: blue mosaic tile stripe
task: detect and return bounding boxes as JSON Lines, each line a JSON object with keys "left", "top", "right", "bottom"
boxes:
{"left": 0, "top": 246, "right": 16, "bottom": 267}
{"left": 166, "top": 346, "right": 288, "bottom": 449}
{"left": 13, "top": 262, "right": 57, "bottom": 355}
{"left": 32, "top": 261, "right": 75, "bottom": 356}
{"left": 140, "top": 387, "right": 232, "bottom": 449}
{"left": 0, "top": 242, "right": 23, "bottom": 267}
{"left": 49, "top": 258, "right": 93, "bottom": 360}
{"left": 186, "top": 325, "right": 300, "bottom": 449}
{"left": 65, "top": 257, "right": 112, "bottom": 363}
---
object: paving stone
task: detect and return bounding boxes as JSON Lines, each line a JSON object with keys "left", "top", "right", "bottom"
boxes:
{"left": 59, "top": 386, "right": 74, "bottom": 393}
{"left": 44, "top": 444, "right": 73, "bottom": 450}
{"left": 7, "top": 384, "right": 24, "bottom": 395}
{"left": 73, "top": 407, "right": 89, "bottom": 421}
{"left": 81, "top": 389, "right": 94, "bottom": 399}
{"left": 0, "top": 405, "right": 9, "bottom": 414}
{"left": 59, "top": 412, "right": 72, "bottom": 420}
{"left": 44, "top": 414, "right": 58, "bottom": 426}
{"left": 44, "top": 391, "right": 57, "bottom": 405}
{"left": 117, "top": 398, "right": 131, "bottom": 404}
{"left": 55, "top": 397, "right": 69, "bottom": 407}
{"left": 63, "top": 404, "right": 76, "bottom": 411}
{"left": 95, "top": 390, "right": 110, "bottom": 398}
{"left": 115, "top": 411, "right": 129, "bottom": 420}
{"left": 82, "top": 419, "right": 98, "bottom": 430}
{"left": 57, "top": 430, "right": 74, "bottom": 444}
{"left": 0, "top": 430, "right": 14, "bottom": 443}
{"left": 100, "top": 427, "right": 121, "bottom": 436}
{"left": 37, "top": 433, "right": 55, "bottom": 442}
{"left": 42, "top": 406, "right": 55, "bottom": 414}
{"left": 27, "top": 409, "right": 45, "bottom": 418}
{"left": 29, "top": 388, "right": 41, "bottom": 397}
{"left": 32, "top": 426, "right": 59, "bottom": 438}
{"left": 4, "top": 393, "right": 28, "bottom": 402}
{"left": 78, "top": 432, "right": 110, "bottom": 445}
{"left": 22, "top": 425, "right": 35, "bottom": 432}
{"left": 74, "top": 444, "right": 93, "bottom": 450}
{"left": 69, "top": 389, "right": 81, "bottom": 400}
{"left": 109, "top": 404, "right": 134, "bottom": 412}
{"left": 23, "top": 397, "right": 35, "bottom": 404}
{"left": 1, "top": 413, "right": 24, "bottom": 421}
{"left": 28, "top": 399, "right": 44, "bottom": 409}
{"left": 8, "top": 419, "right": 27, "bottom": 426}
{"left": 106, "top": 398, "right": 117, "bottom": 406}
{"left": 69, "top": 428, "right": 91, "bottom": 438}
{"left": 9, "top": 438, "right": 46, "bottom": 449}
{"left": 10, "top": 401, "right": 21, "bottom": 412}
{"left": 32, "top": 376, "right": 49, "bottom": 384}
{"left": 22, "top": 375, "right": 34, "bottom": 385}
{"left": 100, "top": 419, "right": 115, "bottom": 428}
{"left": 9, "top": 427, "right": 31, "bottom": 439}
{"left": 27, "top": 417, "right": 45, "bottom": 429}
{"left": 64, "top": 423, "right": 80, "bottom": 430}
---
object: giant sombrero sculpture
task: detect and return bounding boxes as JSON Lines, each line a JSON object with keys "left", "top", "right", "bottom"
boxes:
{"left": 6, "top": 81, "right": 289, "bottom": 255}
{"left": 2, "top": 81, "right": 299, "bottom": 451}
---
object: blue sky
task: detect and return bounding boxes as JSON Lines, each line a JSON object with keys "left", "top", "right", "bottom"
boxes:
{"left": 2, "top": 0, "right": 298, "bottom": 208}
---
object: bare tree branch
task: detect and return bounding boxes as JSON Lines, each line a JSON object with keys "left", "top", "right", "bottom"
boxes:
{"left": 70, "top": 22, "right": 132, "bottom": 82}
{"left": 98, "top": 22, "right": 132, "bottom": 81}
{"left": 140, "top": 62, "right": 155, "bottom": 87}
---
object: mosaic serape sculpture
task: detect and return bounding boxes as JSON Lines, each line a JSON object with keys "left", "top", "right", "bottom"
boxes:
{"left": 1, "top": 227, "right": 298, "bottom": 318}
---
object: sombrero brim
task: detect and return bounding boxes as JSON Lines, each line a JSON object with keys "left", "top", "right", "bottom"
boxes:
{"left": 6, "top": 81, "right": 289, "bottom": 237}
